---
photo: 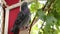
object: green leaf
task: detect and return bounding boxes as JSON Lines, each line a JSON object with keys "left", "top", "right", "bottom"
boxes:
{"left": 36, "top": 9, "right": 46, "bottom": 21}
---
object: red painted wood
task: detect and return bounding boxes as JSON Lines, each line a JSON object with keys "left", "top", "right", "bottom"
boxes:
{"left": 5, "top": 0, "right": 19, "bottom": 6}
{"left": 5, "top": 0, "right": 20, "bottom": 34}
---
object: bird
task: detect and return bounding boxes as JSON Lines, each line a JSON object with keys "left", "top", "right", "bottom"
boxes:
{"left": 11, "top": 2, "right": 31, "bottom": 34}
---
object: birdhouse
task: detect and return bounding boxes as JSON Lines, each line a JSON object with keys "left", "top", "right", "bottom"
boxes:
{"left": 1, "top": 0, "right": 31, "bottom": 34}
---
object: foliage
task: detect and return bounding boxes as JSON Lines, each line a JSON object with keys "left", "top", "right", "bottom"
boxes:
{"left": 29, "top": 0, "right": 60, "bottom": 34}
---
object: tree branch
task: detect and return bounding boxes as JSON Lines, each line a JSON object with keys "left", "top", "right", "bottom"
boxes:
{"left": 42, "top": 0, "right": 55, "bottom": 12}
{"left": 29, "top": 15, "right": 36, "bottom": 34}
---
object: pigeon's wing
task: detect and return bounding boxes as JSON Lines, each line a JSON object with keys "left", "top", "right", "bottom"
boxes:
{"left": 14, "top": 11, "right": 25, "bottom": 24}
{"left": 18, "top": 13, "right": 31, "bottom": 28}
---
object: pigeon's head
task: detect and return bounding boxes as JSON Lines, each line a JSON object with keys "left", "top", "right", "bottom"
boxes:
{"left": 21, "top": 2, "right": 28, "bottom": 10}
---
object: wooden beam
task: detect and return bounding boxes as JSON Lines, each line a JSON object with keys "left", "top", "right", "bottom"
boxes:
{"left": 2, "top": 0, "right": 8, "bottom": 7}
{"left": 4, "top": 8, "right": 9, "bottom": 34}
{"left": 7, "top": 1, "right": 24, "bottom": 10}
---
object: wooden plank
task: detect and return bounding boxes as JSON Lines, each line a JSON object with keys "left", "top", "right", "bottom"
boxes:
{"left": 4, "top": 8, "right": 9, "bottom": 34}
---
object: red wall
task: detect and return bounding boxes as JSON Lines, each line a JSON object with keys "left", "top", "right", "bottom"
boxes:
{"left": 5, "top": 0, "right": 20, "bottom": 34}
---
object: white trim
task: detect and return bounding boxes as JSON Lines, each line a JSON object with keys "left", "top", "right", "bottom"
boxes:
{"left": 4, "top": 8, "right": 9, "bottom": 34}
{"left": 7, "top": 1, "right": 24, "bottom": 10}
